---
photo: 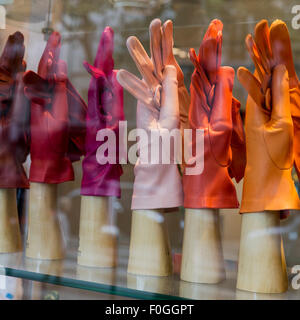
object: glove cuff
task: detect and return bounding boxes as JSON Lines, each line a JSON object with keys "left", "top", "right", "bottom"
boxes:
{"left": 240, "top": 167, "right": 300, "bottom": 212}
{"left": 29, "top": 157, "right": 74, "bottom": 184}
{"left": 81, "top": 160, "right": 122, "bottom": 198}
{"left": 131, "top": 163, "right": 183, "bottom": 210}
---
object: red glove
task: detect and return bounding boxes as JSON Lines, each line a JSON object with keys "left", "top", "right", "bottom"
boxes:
{"left": 229, "top": 97, "right": 246, "bottom": 183}
{"left": 183, "top": 20, "right": 240, "bottom": 209}
{"left": 0, "top": 32, "right": 29, "bottom": 188}
{"left": 24, "top": 32, "right": 87, "bottom": 184}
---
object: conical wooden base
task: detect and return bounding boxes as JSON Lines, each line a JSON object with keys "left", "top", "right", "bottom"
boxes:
{"left": 26, "top": 182, "right": 64, "bottom": 260}
{"left": 127, "top": 210, "right": 172, "bottom": 276}
{"left": 0, "top": 189, "right": 22, "bottom": 253}
{"left": 77, "top": 265, "right": 116, "bottom": 284}
{"left": 77, "top": 196, "right": 117, "bottom": 268}
{"left": 24, "top": 257, "right": 63, "bottom": 276}
{"left": 127, "top": 273, "right": 173, "bottom": 295}
{"left": 180, "top": 208, "right": 225, "bottom": 284}
{"left": 237, "top": 211, "right": 288, "bottom": 293}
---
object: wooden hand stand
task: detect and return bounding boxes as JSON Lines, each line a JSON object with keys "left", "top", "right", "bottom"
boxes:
{"left": 180, "top": 208, "right": 225, "bottom": 283}
{"left": 127, "top": 274, "right": 173, "bottom": 295}
{"left": 26, "top": 182, "right": 64, "bottom": 260}
{"left": 0, "top": 188, "right": 22, "bottom": 252}
{"left": 127, "top": 209, "right": 172, "bottom": 276}
{"left": 25, "top": 257, "right": 63, "bottom": 276}
{"left": 78, "top": 196, "right": 117, "bottom": 268}
{"left": 237, "top": 211, "right": 288, "bottom": 293}
{"left": 77, "top": 265, "right": 116, "bottom": 285}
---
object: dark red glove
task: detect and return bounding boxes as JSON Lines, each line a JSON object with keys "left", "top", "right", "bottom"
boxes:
{"left": 81, "top": 27, "right": 124, "bottom": 197}
{"left": 0, "top": 32, "right": 29, "bottom": 188}
{"left": 24, "top": 31, "right": 87, "bottom": 184}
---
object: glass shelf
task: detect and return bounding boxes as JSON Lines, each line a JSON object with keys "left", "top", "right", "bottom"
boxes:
{"left": 0, "top": 242, "right": 300, "bottom": 300}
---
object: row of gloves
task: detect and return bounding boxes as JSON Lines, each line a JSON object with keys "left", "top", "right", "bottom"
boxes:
{"left": 0, "top": 31, "right": 87, "bottom": 187}
{"left": 1, "top": 19, "right": 300, "bottom": 215}
{"left": 117, "top": 18, "right": 300, "bottom": 214}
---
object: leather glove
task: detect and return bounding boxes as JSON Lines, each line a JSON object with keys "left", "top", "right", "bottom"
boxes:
{"left": 117, "top": 26, "right": 183, "bottom": 209}
{"left": 156, "top": 19, "right": 190, "bottom": 133}
{"left": 150, "top": 19, "right": 190, "bottom": 172}
{"left": 229, "top": 97, "right": 246, "bottom": 183}
{"left": 81, "top": 26, "right": 124, "bottom": 198}
{"left": 183, "top": 19, "right": 240, "bottom": 209}
{"left": 0, "top": 32, "right": 29, "bottom": 188}
{"left": 24, "top": 31, "right": 86, "bottom": 184}
{"left": 244, "top": 19, "right": 300, "bottom": 183}
{"left": 238, "top": 64, "right": 300, "bottom": 212}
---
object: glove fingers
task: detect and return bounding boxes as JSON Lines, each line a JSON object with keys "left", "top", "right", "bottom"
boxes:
{"left": 237, "top": 67, "right": 264, "bottom": 108}
{"left": 83, "top": 61, "right": 106, "bottom": 80}
{"left": 23, "top": 70, "right": 51, "bottom": 102}
{"left": 290, "top": 88, "right": 300, "bottom": 118}
{"left": 229, "top": 97, "right": 246, "bottom": 182}
{"left": 208, "top": 67, "right": 234, "bottom": 167}
{"left": 56, "top": 59, "right": 67, "bottom": 81}
{"left": 108, "top": 71, "right": 124, "bottom": 125}
{"left": 191, "top": 71, "right": 210, "bottom": 115}
{"left": 200, "top": 20, "right": 223, "bottom": 84}
{"left": 189, "top": 48, "right": 211, "bottom": 97}
{"left": 126, "top": 36, "right": 159, "bottom": 92}
{"left": 149, "top": 19, "right": 163, "bottom": 81}
{"left": 117, "top": 69, "right": 153, "bottom": 107}
{"left": 231, "top": 97, "right": 245, "bottom": 145}
{"left": 38, "top": 31, "right": 61, "bottom": 79}
{"left": 238, "top": 67, "right": 268, "bottom": 127}
{"left": 189, "top": 73, "right": 209, "bottom": 128}
{"left": 200, "top": 37, "right": 218, "bottom": 84}
{"left": 203, "top": 19, "right": 223, "bottom": 40}
{"left": 245, "top": 34, "right": 265, "bottom": 84}
{"left": 254, "top": 19, "right": 272, "bottom": 74}
{"left": 9, "top": 73, "right": 30, "bottom": 151}
{"left": 271, "top": 64, "right": 291, "bottom": 120}
{"left": 94, "top": 26, "right": 114, "bottom": 76}
{"left": 270, "top": 20, "right": 299, "bottom": 87}
{"left": 0, "top": 32, "right": 25, "bottom": 76}
{"left": 264, "top": 64, "right": 293, "bottom": 170}
{"left": 210, "top": 66, "right": 234, "bottom": 126}
{"left": 162, "top": 20, "right": 184, "bottom": 85}
{"left": 159, "top": 65, "right": 179, "bottom": 130}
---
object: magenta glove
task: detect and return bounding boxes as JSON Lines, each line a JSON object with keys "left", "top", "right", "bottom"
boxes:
{"left": 80, "top": 27, "right": 124, "bottom": 198}
{"left": 0, "top": 32, "right": 29, "bottom": 188}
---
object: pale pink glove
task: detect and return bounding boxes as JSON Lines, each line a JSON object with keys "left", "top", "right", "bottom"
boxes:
{"left": 117, "top": 35, "right": 183, "bottom": 210}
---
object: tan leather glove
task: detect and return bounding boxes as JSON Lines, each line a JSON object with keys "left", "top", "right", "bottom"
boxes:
{"left": 238, "top": 65, "right": 300, "bottom": 212}
{"left": 245, "top": 19, "right": 300, "bottom": 182}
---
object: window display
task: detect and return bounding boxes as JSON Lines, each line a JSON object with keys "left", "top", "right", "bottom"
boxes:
{"left": 0, "top": 0, "right": 300, "bottom": 301}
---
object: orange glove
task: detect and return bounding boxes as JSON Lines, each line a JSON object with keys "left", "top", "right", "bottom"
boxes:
{"left": 238, "top": 64, "right": 300, "bottom": 213}
{"left": 244, "top": 19, "right": 300, "bottom": 182}
{"left": 183, "top": 20, "right": 241, "bottom": 209}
